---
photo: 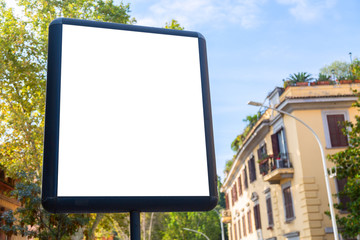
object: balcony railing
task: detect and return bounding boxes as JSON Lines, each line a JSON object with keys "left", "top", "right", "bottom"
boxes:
{"left": 259, "top": 153, "right": 294, "bottom": 184}
{"left": 221, "top": 209, "right": 232, "bottom": 224}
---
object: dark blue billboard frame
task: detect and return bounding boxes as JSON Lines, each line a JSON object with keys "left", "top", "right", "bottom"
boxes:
{"left": 42, "top": 18, "right": 217, "bottom": 214}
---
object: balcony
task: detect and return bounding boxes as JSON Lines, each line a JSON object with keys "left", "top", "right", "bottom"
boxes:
{"left": 221, "top": 209, "right": 232, "bottom": 224}
{"left": 259, "top": 153, "right": 294, "bottom": 184}
{"left": 0, "top": 168, "right": 15, "bottom": 192}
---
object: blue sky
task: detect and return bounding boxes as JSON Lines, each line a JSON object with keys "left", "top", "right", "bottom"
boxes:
{"left": 128, "top": 0, "right": 360, "bottom": 180}
{"left": 5, "top": 0, "right": 360, "bottom": 181}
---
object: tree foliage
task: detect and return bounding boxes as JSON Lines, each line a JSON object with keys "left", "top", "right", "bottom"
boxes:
{"left": 0, "top": 0, "right": 135, "bottom": 239}
{"left": 1, "top": 171, "right": 89, "bottom": 239}
{"left": 231, "top": 112, "right": 262, "bottom": 152}
{"left": 320, "top": 60, "right": 350, "bottom": 79}
{"left": 226, "top": 112, "right": 262, "bottom": 175}
{"left": 327, "top": 90, "right": 360, "bottom": 238}
{"left": 350, "top": 58, "right": 360, "bottom": 80}
{"left": 164, "top": 19, "right": 184, "bottom": 30}
{"left": 160, "top": 211, "right": 221, "bottom": 240}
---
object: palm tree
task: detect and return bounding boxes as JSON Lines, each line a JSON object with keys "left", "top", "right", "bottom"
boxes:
{"left": 287, "top": 72, "right": 313, "bottom": 83}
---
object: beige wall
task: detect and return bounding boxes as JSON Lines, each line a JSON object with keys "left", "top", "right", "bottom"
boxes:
{"left": 223, "top": 84, "right": 360, "bottom": 240}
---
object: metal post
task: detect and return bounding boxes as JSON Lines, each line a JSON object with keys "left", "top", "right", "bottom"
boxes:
{"left": 130, "top": 211, "right": 141, "bottom": 240}
{"left": 248, "top": 102, "right": 340, "bottom": 240}
{"left": 214, "top": 209, "right": 225, "bottom": 240}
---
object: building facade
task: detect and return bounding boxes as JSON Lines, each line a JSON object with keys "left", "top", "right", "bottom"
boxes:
{"left": 221, "top": 83, "right": 360, "bottom": 240}
{"left": 0, "top": 167, "right": 24, "bottom": 240}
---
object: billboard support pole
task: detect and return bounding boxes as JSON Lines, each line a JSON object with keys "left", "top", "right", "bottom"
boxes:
{"left": 130, "top": 211, "right": 141, "bottom": 240}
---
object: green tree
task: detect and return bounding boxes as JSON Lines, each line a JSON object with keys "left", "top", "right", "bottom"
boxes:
{"left": 164, "top": 19, "right": 184, "bottom": 30}
{"left": 350, "top": 58, "right": 360, "bottom": 80}
{"left": 231, "top": 112, "right": 262, "bottom": 152}
{"left": 327, "top": 90, "right": 360, "bottom": 239}
{"left": 0, "top": 0, "right": 135, "bottom": 239}
{"left": 155, "top": 177, "right": 225, "bottom": 240}
{"left": 1, "top": 171, "right": 89, "bottom": 239}
{"left": 224, "top": 158, "right": 234, "bottom": 175}
{"left": 161, "top": 211, "right": 221, "bottom": 240}
{"left": 320, "top": 60, "right": 350, "bottom": 79}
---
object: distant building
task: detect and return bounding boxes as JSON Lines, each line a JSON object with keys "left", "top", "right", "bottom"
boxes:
{"left": 0, "top": 168, "right": 24, "bottom": 240}
{"left": 221, "top": 83, "right": 360, "bottom": 240}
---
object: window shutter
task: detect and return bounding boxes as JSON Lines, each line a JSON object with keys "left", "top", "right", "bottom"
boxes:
{"left": 283, "top": 187, "right": 294, "bottom": 219}
{"left": 327, "top": 115, "right": 348, "bottom": 147}
{"left": 243, "top": 167, "right": 248, "bottom": 189}
{"left": 238, "top": 176, "right": 242, "bottom": 196}
{"left": 263, "top": 143, "right": 267, "bottom": 155}
{"left": 271, "top": 133, "right": 280, "bottom": 158}
{"left": 234, "top": 183, "right": 238, "bottom": 201}
{"left": 258, "top": 144, "right": 268, "bottom": 160}
{"left": 231, "top": 187, "right": 235, "bottom": 206}
{"left": 254, "top": 204, "right": 262, "bottom": 230}
{"left": 249, "top": 157, "right": 256, "bottom": 183}
{"left": 234, "top": 222, "right": 238, "bottom": 240}
{"left": 266, "top": 197, "right": 274, "bottom": 226}
{"left": 257, "top": 148, "right": 262, "bottom": 160}
{"left": 242, "top": 215, "right": 247, "bottom": 236}
{"left": 225, "top": 193, "right": 229, "bottom": 209}
{"left": 238, "top": 219, "right": 242, "bottom": 239}
{"left": 247, "top": 210, "right": 252, "bottom": 233}
{"left": 231, "top": 186, "right": 238, "bottom": 205}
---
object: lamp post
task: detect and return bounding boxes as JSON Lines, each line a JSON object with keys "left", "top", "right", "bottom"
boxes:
{"left": 213, "top": 209, "right": 225, "bottom": 240}
{"left": 183, "top": 228, "right": 210, "bottom": 240}
{"left": 248, "top": 101, "right": 339, "bottom": 240}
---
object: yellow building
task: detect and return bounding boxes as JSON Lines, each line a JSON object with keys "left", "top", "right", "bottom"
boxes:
{"left": 221, "top": 83, "right": 360, "bottom": 240}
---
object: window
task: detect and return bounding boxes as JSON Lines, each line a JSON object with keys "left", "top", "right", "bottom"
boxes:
{"left": 243, "top": 167, "right": 248, "bottom": 189}
{"left": 271, "top": 128, "right": 287, "bottom": 158}
{"left": 238, "top": 175, "right": 243, "bottom": 196}
{"left": 282, "top": 182, "right": 295, "bottom": 221}
{"left": 327, "top": 115, "right": 348, "bottom": 147}
{"left": 247, "top": 210, "right": 253, "bottom": 233}
{"left": 322, "top": 110, "right": 349, "bottom": 148}
{"left": 238, "top": 219, "right": 242, "bottom": 239}
{"left": 232, "top": 184, "right": 238, "bottom": 206}
{"left": 266, "top": 196, "right": 274, "bottom": 227}
{"left": 271, "top": 128, "right": 291, "bottom": 168}
{"left": 336, "top": 178, "right": 350, "bottom": 211}
{"left": 242, "top": 215, "right": 247, "bottom": 236}
{"left": 254, "top": 204, "right": 262, "bottom": 230}
{"left": 257, "top": 143, "right": 267, "bottom": 160}
{"left": 234, "top": 222, "right": 238, "bottom": 240}
{"left": 225, "top": 193, "right": 229, "bottom": 209}
{"left": 248, "top": 157, "right": 257, "bottom": 183}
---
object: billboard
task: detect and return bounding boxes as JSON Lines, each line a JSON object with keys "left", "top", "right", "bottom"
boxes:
{"left": 42, "top": 18, "right": 217, "bottom": 213}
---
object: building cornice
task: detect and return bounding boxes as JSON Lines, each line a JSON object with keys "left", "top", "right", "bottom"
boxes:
{"left": 277, "top": 95, "right": 357, "bottom": 113}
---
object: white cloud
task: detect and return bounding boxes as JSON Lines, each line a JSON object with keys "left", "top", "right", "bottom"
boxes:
{"left": 136, "top": 0, "right": 267, "bottom": 29}
{"left": 276, "top": 0, "right": 336, "bottom": 22}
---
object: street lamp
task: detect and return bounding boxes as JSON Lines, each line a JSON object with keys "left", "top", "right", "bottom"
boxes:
{"left": 248, "top": 101, "right": 340, "bottom": 240}
{"left": 213, "top": 209, "right": 225, "bottom": 240}
{"left": 183, "top": 228, "right": 210, "bottom": 240}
